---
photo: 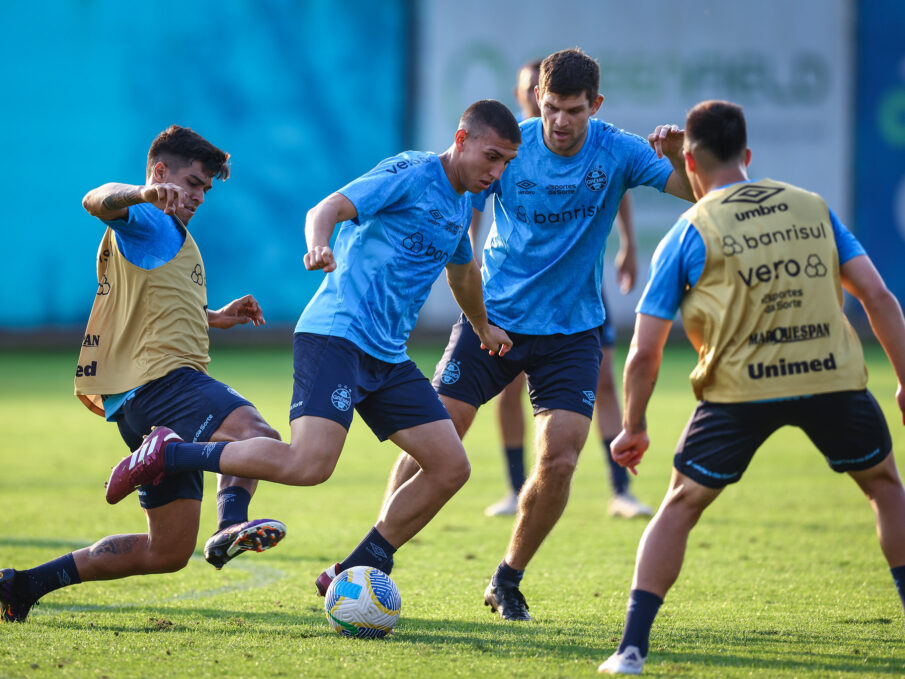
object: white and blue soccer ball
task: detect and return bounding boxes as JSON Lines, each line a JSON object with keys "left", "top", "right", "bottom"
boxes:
{"left": 324, "top": 566, "right": 401, "bottom": 638}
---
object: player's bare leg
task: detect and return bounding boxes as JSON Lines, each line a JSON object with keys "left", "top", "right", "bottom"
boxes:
{"left": 504, "top": 409, "right": 590, "bottom": 569}
{"left": 848, "top": 454, "right": 905, "bottom": 568}
{"left": 73, "top": 499, "right": 202, "bottom": 580}
{"left": 596, "top": 348, "right": 652, "bottom": 519}
{"left": 376, "top": 419, "right": 471, "bottom": 546}
{"left": 631, "top": 470, "right": 722, "bottom": 596}
{"left": 211, "top": 404, "right": 282, "bottom": 496}
{"left": 383, "top": 396, "right": 477, "bottom": 505}
{"left": 212, "top": 416, "right": 347, "bottom": 485}
{"left": 484, "top": 408, "right": 590, "bottom": 620}
{"left": 486, "top": 375, "right": 527, "bottom": 516}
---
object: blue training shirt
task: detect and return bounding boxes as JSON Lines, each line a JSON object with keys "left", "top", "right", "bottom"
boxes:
{"left": 474, "top": 117, "right": 673, "bottom": 335}
{"left": 99, "top": 203, "right": 186, "bottom": 419}
{"left": 638, "top": 181, "right": 866, "bottom": 320}
{"left": 296, "top": 151, "right": 473, "bottom": 363}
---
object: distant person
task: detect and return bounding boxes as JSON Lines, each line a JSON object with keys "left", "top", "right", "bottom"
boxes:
{"left": 0, "top": 125, "right": 285, "bottom": 622}
{"left": 387, "top": 48, "right": 694, "bottom": 622}
{"left": 95, "top": 101, "right": 519, "bottom": 598}
{"left": 599, "top": 100, "right": 905, "bottom": 675}
{"left": 482, "top": 58, "right": 651, "bottom": 520}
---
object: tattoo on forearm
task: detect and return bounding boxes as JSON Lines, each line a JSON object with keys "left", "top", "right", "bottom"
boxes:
{"left": 101, "top": 187, "right": 143, "bottom": 211}
{"left": 89, "top": 534, "right": 143, "bottom": 557}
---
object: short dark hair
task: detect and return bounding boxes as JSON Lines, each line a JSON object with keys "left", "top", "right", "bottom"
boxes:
{"left": 460, "top": 99, "right": 521, "bottom": 145}
{"left": 538, "top": 48, "right": 599, "bottom": 104}
{"left": 685, "top": 100, "right": 747, "bottom": 163}
{"left": 147, "top": 125, "right": 230, "bottom": 180}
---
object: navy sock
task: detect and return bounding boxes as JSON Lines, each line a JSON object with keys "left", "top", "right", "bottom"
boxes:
{"left": 492, "top": 560, "right": 524, "bottom": 587}
{"left": 216, "top": 486, "right": 252, "bottom": 531}
{"left": 604, "top": 438, "right": 629, "bottom": 495}
{"left": 504, "top": 446, "right": 526, "bottom": 493}
{"left": 891, "top": 565, "right": 905, "bottom": 613}
{"left": 338, "top": 527, "right": 397, "bottom": 573}
{"left": 164, "top": 441, "right": 226, "bottom": 474}
{"left": 22, "top": 553, "right": 82, "bottom": 602}
{"left": 618, "top": 589, "right": 664, "bottom": 657}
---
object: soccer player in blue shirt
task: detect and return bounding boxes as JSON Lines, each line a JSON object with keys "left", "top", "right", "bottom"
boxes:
{"left": 599, "top": 100, "right": 905, "bottom": 675}
{"left": 99, "top": 100, "right": 520, "bottom": 595}
{"left": 481, "top": 57, "right": 652, "bottom": 521}
{"left": 0, "top": 126, "right": 285, "bottom": 622}
{"left": 388, "top": 48, "right": 695, "bottom": 620}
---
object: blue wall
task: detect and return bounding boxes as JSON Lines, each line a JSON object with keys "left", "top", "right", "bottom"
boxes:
{"left": 5, "top": 1, "right": 408, "bottom": 328}
{"left": 856, "top": 1, "right": 905, "bottom": 301}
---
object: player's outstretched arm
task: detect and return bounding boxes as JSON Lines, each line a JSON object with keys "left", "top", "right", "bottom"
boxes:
{"left": 841, "top": 254, "right": 905, "bottom": 422}
{"left": 445, "top": 260, "right": 512, "bottom": 356}
{"left": 208, "top": 294, "right": 266, "bottom": 329}
{"left": 614, "top": 313, "right": 673, "bottom": 472}
{"left": 82, "top": 182, "right": 186, "bottom": 221}
{"left": 304, "top": 192, "right": 357, "bottom": 272}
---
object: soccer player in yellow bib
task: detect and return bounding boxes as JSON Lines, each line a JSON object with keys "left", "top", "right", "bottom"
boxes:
{"left": 598, "top": 100, "right": 905, "bottom": 674}
{"left": 0, "top": 126, "right": 285, "bottom": 623}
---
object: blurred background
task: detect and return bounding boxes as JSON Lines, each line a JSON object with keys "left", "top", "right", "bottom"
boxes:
{"left": 2, "top": 0, "right": 903, "bottom": 347}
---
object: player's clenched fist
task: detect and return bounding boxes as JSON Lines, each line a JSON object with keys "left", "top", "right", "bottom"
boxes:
{"left": 648, "top": 124, "right": 684, "bottom": 160}
{"left": 305, "top": 245, "right": 336, "bottom": 272}
{"left": 141, "top": 182, "right": 185, "bottom": 216}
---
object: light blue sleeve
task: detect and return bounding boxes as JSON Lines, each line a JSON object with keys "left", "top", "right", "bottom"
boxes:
{"left": 637, "top": 218, "right": 705, "bottom": 320}
{"left": 338, "top": 154, "right": 421, "bottom": 223}
{"left": 830, "top": 208, "right": 866, "bottom": 264}
{"left": 102, "top": 202, "right": 184, "bottom": 269}
{"left": 449, "top": 207, "right": 474, "bottom": 265}
{"left": 622, "top": 131, "right": 674, "bottom": 192}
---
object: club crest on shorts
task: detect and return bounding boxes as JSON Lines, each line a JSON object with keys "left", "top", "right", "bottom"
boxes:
{"left": 441, "top": 359, "right": 461, "bottom": 385}
{"left": 331, "top": 385, "right": 352, "bottom": 411}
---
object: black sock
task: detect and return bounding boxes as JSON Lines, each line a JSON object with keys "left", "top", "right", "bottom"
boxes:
{"left": 891, "top": 565, "right": 905, "bottom": 614}
{"left": 216, "top": 486, "right": 252, "bottom": 531}
{"left": 492, "top": 560, "right": 524, "bottom": 587}
{"left": 338, "top": 527, "right": 397, "bottom": 573}
{"left": 618, "top": 589, "right": 663, "bottom": 657}
{"left": 164, "top": 441, "right": 226, "bottom": 473}
{"left": 504, "top": 446, "right": 526, "bottom": 493}
{"left": 22, "top": 553, "right": 82, "bottom": 602}
{"left": 604, "top": 438, "right": 629, "bottom": 495}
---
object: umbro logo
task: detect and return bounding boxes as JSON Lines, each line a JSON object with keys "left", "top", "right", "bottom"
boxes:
{"left": 516, "top": 179, "right": 536, "bottom": 190}
{"left": 721, "top": 184, "right": 785, "bottom": 205}
{"left": 429, "top": 209, "right": 443, "bottom": 220}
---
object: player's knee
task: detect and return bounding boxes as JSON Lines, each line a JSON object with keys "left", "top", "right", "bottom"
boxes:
{"left": 538, "top": 452, "right": 578, "bottom": 484}
{"left": 447, "top": 457, "right": 471, "bottom": 490}
{"left": 282, "top": 458, "right": 334, "bottom": 486}
{"left": 149, "top": 545, "right": 194, "bottom": 573}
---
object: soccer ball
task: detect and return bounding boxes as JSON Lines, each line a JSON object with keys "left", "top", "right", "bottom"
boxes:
{"left": 324, "top": 566, "right": 401, "bottom": 638}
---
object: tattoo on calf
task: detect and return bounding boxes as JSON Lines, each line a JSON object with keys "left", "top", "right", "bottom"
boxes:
{"left": 89, "top": 534, "right": 143, "bottom": 557}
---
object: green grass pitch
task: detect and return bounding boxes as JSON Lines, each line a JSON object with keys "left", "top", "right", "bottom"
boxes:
{"left": 0, "top": 343, "right": 903, "bottom": 678}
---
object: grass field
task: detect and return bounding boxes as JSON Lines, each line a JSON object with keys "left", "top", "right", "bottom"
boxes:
{"left": 1, "top": 342, "right": 904, "bottom": 678}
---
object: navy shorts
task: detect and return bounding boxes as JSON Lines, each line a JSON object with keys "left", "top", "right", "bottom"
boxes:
{"left": 113, "top": 367, "right": 254, "bottom": 509}
{"left": 290, "top": 333, "right": 450, "bottom": 441}
{"left": 433, "top": 314, "right": 603, "bottom": 418}
{"left": 674, "top": 390, "right": 892, "bottom": 488}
